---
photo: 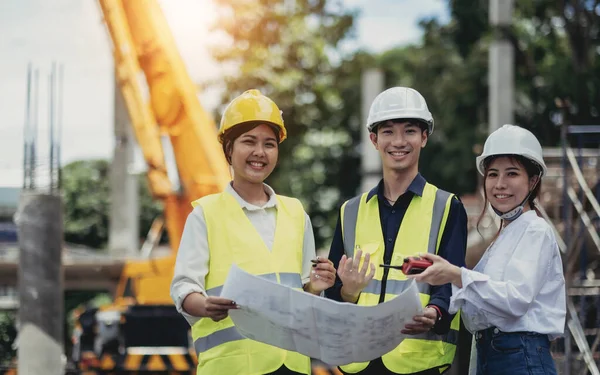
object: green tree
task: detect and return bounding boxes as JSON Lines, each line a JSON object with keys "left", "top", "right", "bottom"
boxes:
{"left": 62, "top": 160, "right": 111, "bottom": 247}
{"left": 211, "top": 0, "right": 364, "bottom": 247}
{"left": 443, "top": 0, "right": 600, "bottom": 145}
{"left": 209, "top": 0, "right": 600, "bottom": 243}
{"left": 0, "top": 311, "right": 16, "bottom": 366}
{"left": 378, "top": 0, "right": 600, "bottom": 194}
{"left": 60, "top": 160, "right": 164, "bottom": 358}
{"left": 62, "top": 159, "right": 162, "bottom": 248}
{"left": 511, "top": 0, "right": 600, "bottom": 140}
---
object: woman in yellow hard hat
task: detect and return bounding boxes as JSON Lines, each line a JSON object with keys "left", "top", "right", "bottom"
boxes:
{"left": 170, "top": 89, "right": 336, "bottom": 375}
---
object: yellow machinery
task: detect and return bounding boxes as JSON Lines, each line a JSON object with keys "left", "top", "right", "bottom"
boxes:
{"left": 70, "top": 1, "right": 341, "bottom": 374}
{"left": 71, "top": 0, "right": 230, "bottom": 373}
{"left": 98, "top": 0, "right": 231, "bottom": 308}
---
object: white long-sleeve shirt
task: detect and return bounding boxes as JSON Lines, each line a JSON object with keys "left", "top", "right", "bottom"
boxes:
{"left": 450, "top": 210, "right": 566, "bottom": 340}
{"left": 170, "top": 183, "right": 317, "bottom": 326}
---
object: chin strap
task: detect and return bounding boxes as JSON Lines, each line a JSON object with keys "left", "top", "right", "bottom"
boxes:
{"left": 492, "top": 172, "right": 542, "bottom": 222}
{"left": 492, "top": 199, "right": 527, "bottom": 221}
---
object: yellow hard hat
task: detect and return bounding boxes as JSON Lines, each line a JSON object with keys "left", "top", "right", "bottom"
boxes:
{"left": 218, "top": 89, "right": 287, "bottom": 143}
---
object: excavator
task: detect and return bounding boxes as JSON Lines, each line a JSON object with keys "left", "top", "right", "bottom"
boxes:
{"left": 69, "top": 1, "right": 341, "bottom": 374}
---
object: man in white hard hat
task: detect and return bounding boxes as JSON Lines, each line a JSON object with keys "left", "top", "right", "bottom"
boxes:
{"left": 325, "top": 87, "right": 468, "bottom": 374}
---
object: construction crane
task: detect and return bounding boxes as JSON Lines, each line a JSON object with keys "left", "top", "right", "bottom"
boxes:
{"left": 69, "top": 1, "right": 341, "bottom": 374}
{"left": 71, "top": 0, "right": 230, "bottom": 373}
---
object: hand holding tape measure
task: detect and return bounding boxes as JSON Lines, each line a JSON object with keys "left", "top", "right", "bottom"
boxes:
{"left": 394, "top": 253, "right": 463, "bottom": 287}
{"left": 380, "top": 256, "right": 433, "bottom": 275}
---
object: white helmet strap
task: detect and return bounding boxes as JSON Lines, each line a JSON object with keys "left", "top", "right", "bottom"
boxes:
{"left": 491, "top": 172, "right": 542, "bottom": 221}
{"left": 492, "top": 195, "right": 528, "bottom": 221}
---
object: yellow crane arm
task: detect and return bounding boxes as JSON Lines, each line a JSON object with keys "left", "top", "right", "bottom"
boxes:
{"left": 97, "top": 0, "right": 172, "bottom": 199}
{"left": 97, "top": 0, "right": 231, "bottom": 304}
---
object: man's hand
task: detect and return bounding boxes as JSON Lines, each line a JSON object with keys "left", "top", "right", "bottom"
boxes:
{"left": 305, "top": 257, "right": 336, "bottom": 295}
{"left": 401, "top": 306, "right": 438, "bottom": 335}
{"left": 338, "top": 250, "right": 376, "bottom": 302}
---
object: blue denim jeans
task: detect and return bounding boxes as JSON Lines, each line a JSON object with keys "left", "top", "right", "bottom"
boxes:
{"left": 475, "top": 327, "right": 557, "bottom": 375}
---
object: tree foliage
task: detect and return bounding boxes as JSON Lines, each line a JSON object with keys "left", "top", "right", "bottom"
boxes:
{"left": 210, "top": 0, "right": 600, "bottom": 247}
{"left": 211, "top": 0, "right": 364, "bottom": 247}
{"left": 0, "top": 311, "right": 16, "bottom": 365}
{"left": 511, "top": 0, "right": 600, "bottom": 139}
{"left": 62, "top": 160, "right": 111, "bottom": 247}
{"left": 378, "top": 0, "right": 600, "bottom": 194}
{"left": 62, "top": 159, "right": 162, "bottom": 248}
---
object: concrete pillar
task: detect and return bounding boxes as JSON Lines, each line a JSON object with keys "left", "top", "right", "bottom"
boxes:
{"left": 361, "top": 69, "right": 385, "bottom": 193}
{"left": 488, "top": 0, "right": 514, "bottom": 134}
{"left": 16, "top": 192, "right": 64, "bottom": 375}
{"left": 109, "top": 75, "right": 139, "bottom": 257}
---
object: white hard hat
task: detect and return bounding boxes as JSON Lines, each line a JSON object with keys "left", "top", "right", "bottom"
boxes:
{"left": 476, "top": 124, "right": 547, "bottom": 177}
{"left": 366, "top": 87, "right": 434, "bottom": 134}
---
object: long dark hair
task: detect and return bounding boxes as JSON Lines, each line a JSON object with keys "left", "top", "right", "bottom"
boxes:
{"left": 476, "top": 154, "right": 543, "bottom": 237}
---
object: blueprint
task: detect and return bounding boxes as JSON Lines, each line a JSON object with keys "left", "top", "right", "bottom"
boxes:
{"left": 220, "top": 264, "right": 423, "bottom": 366}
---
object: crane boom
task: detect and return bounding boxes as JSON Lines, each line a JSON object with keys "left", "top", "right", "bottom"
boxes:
{"left": 98, "top": 0, "right": 231, "bottom": 253}
{"left": 96, "top": 0, "right": 231, "bottom": 306}
{"left": 72, "top": 1, "right": 231, "bottom": 372}
{"left": 71, "top": 2, "right": 338, "bottom": 374}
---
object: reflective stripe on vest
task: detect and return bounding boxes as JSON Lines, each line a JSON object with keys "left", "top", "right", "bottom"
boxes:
{"left": 197, "top": 271, "right": 303, "bottom": 353}
{"left": 342, "top": 188, "right": 451, "bottom": 257}
{"left": 205, "top": 272, "right": 302, "bottom": 297}
{"left": 338, "top": 185, "right": 459, "bottom": 374}
{"left": 189, "top": 192, "right": 311, "bottom": 375}
{"left": 363, "top": 278, "right": 429, "bottom": 295}
{"left": 195, "top": 326, "right": 244, "bottom": 353}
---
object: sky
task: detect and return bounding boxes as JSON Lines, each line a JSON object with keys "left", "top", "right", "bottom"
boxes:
{"left": 0, "top": 0, "right": 449, "bottom": 187}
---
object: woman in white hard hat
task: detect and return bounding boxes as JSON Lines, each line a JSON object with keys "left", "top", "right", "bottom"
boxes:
{"left": 408, "top": 124, "right": 566, "bottom": 374}
{"left": 170, "top": 89, "right": 336, "bottom": 375}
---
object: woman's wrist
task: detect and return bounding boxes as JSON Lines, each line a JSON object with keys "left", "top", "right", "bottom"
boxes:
{"left": 451, "top": 266, "right": 463, "bottom": 288}
{"left": 303, "top": 282, "right": 320, "bottom": 295}
{"left": 183, "top": 292, "right": 207, "bottom": 317}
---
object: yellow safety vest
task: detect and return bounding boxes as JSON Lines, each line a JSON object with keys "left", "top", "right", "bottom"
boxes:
{"left": 339, "top": 183, "right": 460, "bottom": 374}
{"left": 189, "top": 191, "right": 311, "bottom": 375}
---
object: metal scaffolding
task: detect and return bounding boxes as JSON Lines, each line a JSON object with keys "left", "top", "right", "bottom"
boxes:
{"left": 547, "top": 123, "right": 600, "bottom": 374}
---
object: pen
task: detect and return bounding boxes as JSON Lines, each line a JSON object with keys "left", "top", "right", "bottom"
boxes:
{"left": 312, "top": 257, "right": 334, "bottom": 266}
